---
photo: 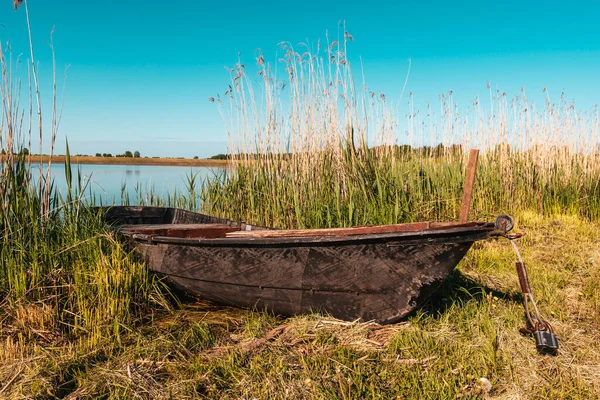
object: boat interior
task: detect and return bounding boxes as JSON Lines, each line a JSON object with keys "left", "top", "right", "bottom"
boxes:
{"left": 119, "top": 220, "right": 487, "bottom": 239}
{"left": 120, "top": 224, "right": 245, "bottom": 239}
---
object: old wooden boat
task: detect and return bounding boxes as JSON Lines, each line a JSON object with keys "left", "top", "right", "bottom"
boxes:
{"left": 98, "top": 205, "right": 499, "bottom": 323}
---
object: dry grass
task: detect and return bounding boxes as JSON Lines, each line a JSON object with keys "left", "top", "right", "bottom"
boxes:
{"left": 203, "top": 29, "right": 600, "bottom": 227}
{"left": 0, "top": 155, "right": 232, "bottom": 167}
{"left": 1, "top": 212, "right": 598, "bottom": 399}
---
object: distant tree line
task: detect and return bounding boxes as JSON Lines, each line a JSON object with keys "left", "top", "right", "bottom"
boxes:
{"left": 209, "top": 154, "right": 231, "bottom": 160}
{"left": 0, "top": 145, "right": 493, "bottom": 161}
{"left": 2, "top": 148, "right": 149, "bottom": 158}
{"left": 95, "top": 150, "right": 141, "bottom": 158}
{"left": 1, "top": 148, "right": 29, "bottom": 155}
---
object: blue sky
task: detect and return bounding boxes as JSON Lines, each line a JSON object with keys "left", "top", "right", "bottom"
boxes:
{"left": 1, "top": 0, "right": 598, "bottom": 157}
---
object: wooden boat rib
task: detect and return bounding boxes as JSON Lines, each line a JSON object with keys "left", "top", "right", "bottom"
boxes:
{"left": 100, "top": 206, "right": 497, "bottom": 324}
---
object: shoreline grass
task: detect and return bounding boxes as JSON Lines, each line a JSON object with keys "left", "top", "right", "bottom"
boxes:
{"left": 200, "top": 147, "right": 600, "bottom": 230}
{"left": 1, "top": 212, "right": 598, "bottom": 398}
{"left": 199, "top": 33, "right": 599, "bottom": 228}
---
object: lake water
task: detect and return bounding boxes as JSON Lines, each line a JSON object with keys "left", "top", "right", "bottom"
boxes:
{"left": 31, "top": 164, "right": 226, "bottom": 205}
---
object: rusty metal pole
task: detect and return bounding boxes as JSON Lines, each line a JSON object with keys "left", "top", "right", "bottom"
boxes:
{"left": 459, "top": 149, "right": 479, "bottom": 223}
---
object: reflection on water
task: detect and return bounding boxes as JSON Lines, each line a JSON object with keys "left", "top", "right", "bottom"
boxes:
{"left": 124, "top": 167, "right": 142, "bottom": 176}
{"left": 31, "top": 163, "right": 225, "bottom": 205}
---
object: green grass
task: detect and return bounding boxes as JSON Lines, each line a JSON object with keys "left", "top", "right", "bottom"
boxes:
{"left": 200, "top": 32, "right": 600, "bottom": 228}
{"left": 2, "top": 135, "right": 599, "bottom": 400}
{"left": 1, "top": 194, "right": 599, "bottom": 398}
{"left": 199, "top": 147, "right": 600, "bottom": 230}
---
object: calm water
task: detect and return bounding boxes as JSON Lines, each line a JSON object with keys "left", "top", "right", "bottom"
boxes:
{"left": 31, "top": 164, "right": 226, "bottom": 205}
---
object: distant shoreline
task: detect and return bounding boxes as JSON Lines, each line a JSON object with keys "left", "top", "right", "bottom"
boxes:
{"left": 2, "top": 155, "right": 232, "bottom": 167}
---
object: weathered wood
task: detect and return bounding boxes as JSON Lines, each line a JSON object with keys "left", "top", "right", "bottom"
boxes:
{"left": 96, "top": 206, "right": 269, "bottom": 231}
{"left": 459, "top": 149, "right": 480, "bottom": 223}
{"left": 226, "top": 221, "right": 432, "bottom": 238}
{"left": 99, "top": 206, "right": 496, "bottom": 323}
{"left": 121, "top": 224, "right": 239, "bottom": 238}
{"left": 226, "top": 221, "right": 482, "bottom": 238}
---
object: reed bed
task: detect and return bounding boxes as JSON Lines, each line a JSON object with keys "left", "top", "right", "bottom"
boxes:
{"left": 202, "top": 34, "right": 600, "bottom": 228}
{"left": 1, "top": 3, "right": 169, "bottom": 396}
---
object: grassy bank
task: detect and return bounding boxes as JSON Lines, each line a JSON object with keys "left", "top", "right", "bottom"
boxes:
{"left": 2, "top": 151, "right": 599, "bottom": 398}
{"left": 1, "top": 211, "right": 598, "bottom": 398}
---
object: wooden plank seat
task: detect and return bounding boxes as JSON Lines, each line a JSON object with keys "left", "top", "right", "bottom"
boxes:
{"left": 120, "top": 224, "right": 240, "bottom": 239}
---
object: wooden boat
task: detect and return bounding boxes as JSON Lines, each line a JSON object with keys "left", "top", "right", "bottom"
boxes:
{"left": 99, "top": 205, "right": 498, "bottom": 323}
{"left": 99, "top": 150, "right": 502, "bottom": 323}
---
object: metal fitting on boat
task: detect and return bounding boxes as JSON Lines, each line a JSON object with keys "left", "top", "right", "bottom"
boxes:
{"left": 495, "top": 214, "right": 514, "bottom": 233}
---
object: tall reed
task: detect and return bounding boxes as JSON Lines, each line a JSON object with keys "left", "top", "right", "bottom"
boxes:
{"left": 1, "top": 0, "right": 167, "bottom": 354}
{"left": 202, "top": 30, "right": 600, "bottom": 228}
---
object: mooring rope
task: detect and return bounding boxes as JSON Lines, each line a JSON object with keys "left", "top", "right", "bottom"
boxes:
{"left": 494, "top": 215, "right": 559, "bottom": 355}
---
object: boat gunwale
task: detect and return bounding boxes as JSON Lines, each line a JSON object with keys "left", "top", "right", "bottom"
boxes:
{"left": 124, "top": 223, "right": 496, "bottom": 247}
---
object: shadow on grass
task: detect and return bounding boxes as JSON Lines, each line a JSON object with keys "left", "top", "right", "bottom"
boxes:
{"left": 417, "top": 269, "right": 523, "bottom": 319}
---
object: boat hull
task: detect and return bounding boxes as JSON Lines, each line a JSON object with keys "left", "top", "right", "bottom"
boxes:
{"left": 99, "top": 207, "right": 494, "bottom": 323}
